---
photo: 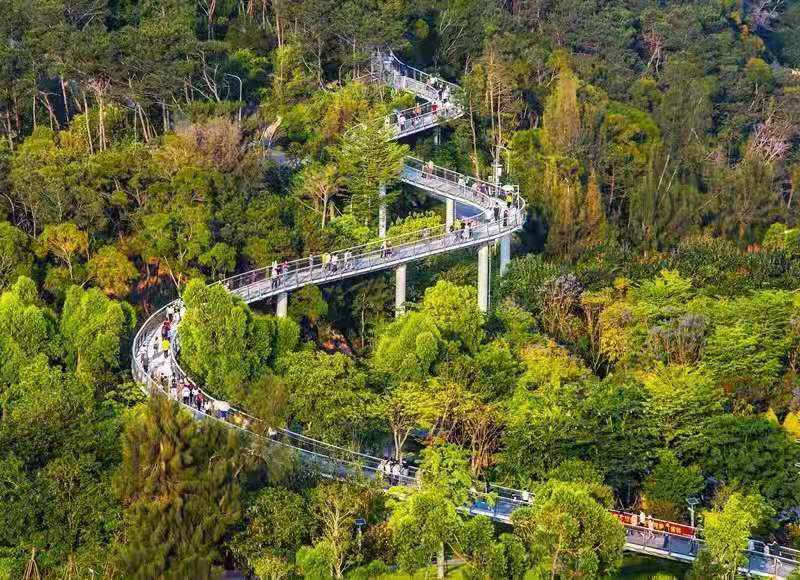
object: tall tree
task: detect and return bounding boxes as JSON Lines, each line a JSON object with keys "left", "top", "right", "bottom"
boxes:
{"left": 113, "top": 396, "right": 241, "bottom": 579}
{"left": 700, "top": 492, "right": 772, "bottom": 580}
{"left": 511, "top": 480, "right": 625, "bottom": 578}
{"left": 333, "top": 119, "right": 407, "bottom": 230}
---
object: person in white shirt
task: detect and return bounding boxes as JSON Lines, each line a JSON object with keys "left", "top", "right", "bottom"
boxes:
{"left": 217, "top": 401, "right": 231, "bottom": 420}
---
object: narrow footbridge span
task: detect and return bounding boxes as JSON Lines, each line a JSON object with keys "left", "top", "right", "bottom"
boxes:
{"left": 131, "top": 50, "right": 799, "bottom": 578}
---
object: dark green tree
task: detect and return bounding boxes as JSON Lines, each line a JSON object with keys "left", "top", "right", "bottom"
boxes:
{"left": 113, "top": 396, "right": 241, "bottom": 579}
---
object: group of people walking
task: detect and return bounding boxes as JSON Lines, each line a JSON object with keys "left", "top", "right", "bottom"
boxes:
{"left": 377, "top": 457, "right": 411, "bottom": 485}
{"left": 169, "top": 378, "right": 206, "bottom": 412}
{"left": 157, "top": 300, "right": 186, "bottom": 358}
{"left": 319, "top": 251, "right": 354, "bottom": 274}
{"left": 388, "top": 58, "right": 456, "bottom": 134}
{"left": 270, "top": 259, "right": 290, "bottom": 288}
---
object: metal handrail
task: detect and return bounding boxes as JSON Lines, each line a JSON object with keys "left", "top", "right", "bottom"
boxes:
{"left": 129, "top": 45, "right": 531, "bottom": 511}
{"left": 217, "top": 156, "right": 524, "bottom": 301}
{"left": 128, "top": 48, "right": 800, "bottom": 575}
{"left": 373, "top": 49, "right": 461, "bottom": 97}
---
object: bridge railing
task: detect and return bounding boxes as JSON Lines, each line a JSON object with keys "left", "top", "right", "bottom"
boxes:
{"left": 216, "top": 158, "right": 524, "bottom": 301}
{"left": 387, "top": 101, "right": 463, "bottom": 138}
{"left": 403, "top": 156, "right": 520, "bottom": 202}
{"left": 129, "top": 45, "right": 800, "bottom": 576}
{"left": 225, "top": 212, "right": 523, "bottom": 304}
{"left": 372, "top": 50, "right": 461, "bottom": 103}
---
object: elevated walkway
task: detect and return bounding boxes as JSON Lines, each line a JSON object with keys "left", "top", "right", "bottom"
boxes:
{"left": 130, "top": 50, "right": 798, "bottom": 578}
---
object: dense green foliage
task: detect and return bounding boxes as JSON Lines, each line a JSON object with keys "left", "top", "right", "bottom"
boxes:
{"left": 3, "top": 0, "right": 800, "bottom": 578}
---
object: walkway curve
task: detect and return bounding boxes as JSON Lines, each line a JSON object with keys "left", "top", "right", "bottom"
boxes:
{"left": 130, "top": 50, "right": 799, "bottom": 578}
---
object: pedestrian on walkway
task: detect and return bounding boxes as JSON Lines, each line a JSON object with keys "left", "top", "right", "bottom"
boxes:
{"left": 162, "top": 338, "right": 170, "bottom": 359}
{"left": 218, "top": 401, "right": 230, "bottom": 420}
{"left": 423, "top": 160, "right": 434, "bottom": 180}
{"left": 271, "top": 260, "right": 279, "bottom": 288}
{"left": 182, "top": 384, "right": 190, "bottom": 405}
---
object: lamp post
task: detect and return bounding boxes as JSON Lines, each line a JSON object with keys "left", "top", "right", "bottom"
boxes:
{"left": 687, "top": 497, "right": 700, "bottom": 529}
{"left": 355, "top": 518, "right": 366, "bottom": 552}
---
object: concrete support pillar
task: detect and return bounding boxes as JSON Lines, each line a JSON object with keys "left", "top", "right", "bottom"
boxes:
{"left": 500, "top": 234, "right": 511, "bottom": 276}
{"left": 445, "top": 198, "right": 455, "bottom": 231}
{"left": 379, "top": 182, "right": 387, "bottom": 238}
{"left": 433, "top": 126, "right": 441, "bottom": 146}
{"left": 478, "top": 244, "right": 490, "bottom": 313}
{"left": 395, "top": 264, "right": 407, "bottom": 317}
{"left": 276, "top": 292, "right": 288, "bottom": 318}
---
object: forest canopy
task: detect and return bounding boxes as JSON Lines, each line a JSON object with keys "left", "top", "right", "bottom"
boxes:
{"left": 2, "top": 0, "right": 800, "bottom": 578}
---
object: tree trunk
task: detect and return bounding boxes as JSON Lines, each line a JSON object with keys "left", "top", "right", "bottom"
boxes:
{"left": 60, "top": 76, "right": 70, "bottom": 122}
{"left": 82, "top": 92, "right": 94, "bottom": 154}
{"left": 4, "top": 110, "right": 13, "bottom": 149}
{"left": 468, "top": 96, "right": 480, "bottom": 178}
{"left": 42, "top": 92, "right": 59, "bottom": 130}
{"left": 437, "top": 542, "right": 446, "bottom": 579}
{"left": 97, "top": 93, "right": 106, "bottom": 150}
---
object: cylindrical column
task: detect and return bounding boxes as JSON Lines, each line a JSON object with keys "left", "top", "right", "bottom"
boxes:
{"left": 276, "top": 292, "right": 288, "bottom": 318}
{"left": 478, "top": 244, "right": 490, "bottom": 312}
{"left": 446, "top": 198, "right": 455, "bottom": 231}
{"left": 379, "top": 182, "right": 387, "bottom": 238}
{"left": 433, "top": 126, "right": 441, "bottom": 146}
{"left": 500, "top": 234, "right": 511, "bottom": 276}
{"left": 395, "top": 264, "right": 407, "bottom": 317}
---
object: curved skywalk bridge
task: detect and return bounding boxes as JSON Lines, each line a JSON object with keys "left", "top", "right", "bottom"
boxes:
{"left": 220, "top": 157, "right": 524, "bottom": 305}
{"left": 131, "top": 50, "right": 799, "bottom": 578}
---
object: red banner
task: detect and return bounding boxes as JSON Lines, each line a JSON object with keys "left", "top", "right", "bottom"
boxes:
{"left": 611, "top": 510, "right": 696, "bottom": 538}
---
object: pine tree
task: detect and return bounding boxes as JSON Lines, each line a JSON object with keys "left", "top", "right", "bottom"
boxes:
{"left": 113, "top": 396, "right": 241, "bottom": 579}
{"left": 333, "top": 118, "right": 408, "bottom": 229}
{"left": 543, "top": 54, "right": 582, "bottom": 157}
{"left": 544, "top": 158, "right": 580, "bottom": 259}
{"left": 581, "top": 170, "right": 606, "bottom": 249}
